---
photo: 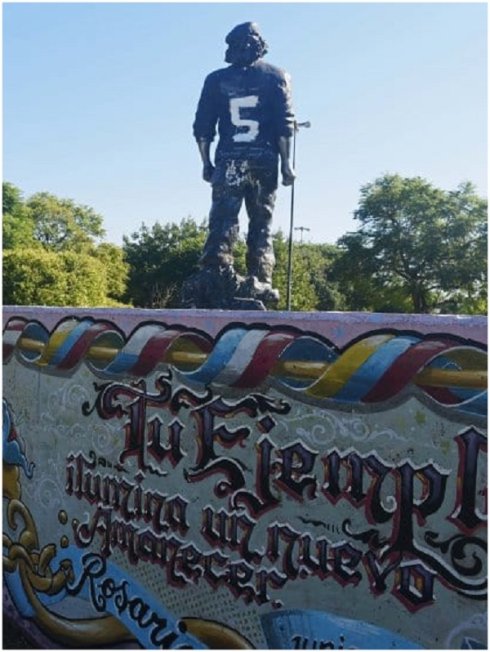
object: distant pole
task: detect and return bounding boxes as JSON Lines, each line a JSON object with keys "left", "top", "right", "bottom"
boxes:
{"left": 294, "top": 226, "right": 311, "bottom": 244}
{"left": 286, "top": 120, "right": 311, "bottom": 311}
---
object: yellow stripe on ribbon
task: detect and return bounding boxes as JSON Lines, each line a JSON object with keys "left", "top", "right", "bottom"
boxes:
{"left": 306, "top": 333, "right": 395, "bottom": 398}
{"left": 35, "top": 322, "right": 76, "bottom": 367}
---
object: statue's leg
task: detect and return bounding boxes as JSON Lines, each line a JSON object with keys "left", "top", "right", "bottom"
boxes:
{"left": 199, "top": 180, "right": 243, "bottom": 270}
{"left": 244, "top": 166, "right": 277, "bottom": 285}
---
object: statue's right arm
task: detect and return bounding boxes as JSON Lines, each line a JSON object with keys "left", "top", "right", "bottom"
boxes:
{"left": 193, "top": 74, "right": 219, "bottom": 183}
{"left": 197, "top": 138, "right": 215, "bottom": 183}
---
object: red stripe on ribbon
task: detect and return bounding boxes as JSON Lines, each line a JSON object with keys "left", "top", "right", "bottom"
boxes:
{"left": 364, "top": 338, "right": 458, "bottom": 403}
{"left": 130, "top": 329, "right": 183, "bottom": 376}
{"left": 58, "top": 322, "right": 118, "bottom": 370}
{"left": 233, "top": 331, "right": 297, "bottom": 389}
{"left": 131, "top": 331, "right": 212, "bottom": 376}
{"left": 419, "top": 385, "right": 461, "bottom": 405}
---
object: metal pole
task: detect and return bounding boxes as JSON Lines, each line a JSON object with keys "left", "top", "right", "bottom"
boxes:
{"left": 286, "top": 121, "right": 310, "bottom": 311}
{"left": 286, "top": 126, "right": 297, "bottom": 311}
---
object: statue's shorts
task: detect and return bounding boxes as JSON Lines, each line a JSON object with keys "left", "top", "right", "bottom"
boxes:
{"left": 200, "top": 157, "right": 278, "bottom": 284}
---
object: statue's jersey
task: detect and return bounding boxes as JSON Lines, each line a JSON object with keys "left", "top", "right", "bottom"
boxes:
{"left": 193, "top": 61, "right": 295, "bottom": 164}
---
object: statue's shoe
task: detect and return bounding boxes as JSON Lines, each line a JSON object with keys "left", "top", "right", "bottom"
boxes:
{"left": 237, "top": 276, "right": 280, "bottom": 304}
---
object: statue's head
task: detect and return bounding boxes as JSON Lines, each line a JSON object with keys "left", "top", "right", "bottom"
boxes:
{"left": 225, "top": 22, "right": 268, "bottom": 66}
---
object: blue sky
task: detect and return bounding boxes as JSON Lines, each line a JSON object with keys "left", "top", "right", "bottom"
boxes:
{"left": 3, "top": 2, "right": 487, "bottom": 246}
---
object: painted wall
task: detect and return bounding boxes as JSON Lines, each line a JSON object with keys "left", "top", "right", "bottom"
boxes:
{"left": 3, "top": 307, "right": 487, "bottom": 650}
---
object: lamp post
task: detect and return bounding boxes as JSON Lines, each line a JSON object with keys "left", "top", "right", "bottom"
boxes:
{"left": 286, "top": 120, "right": 311, "bottom": 311}
{"left": 294, "top": 226, "right": 311, "bottom": 244}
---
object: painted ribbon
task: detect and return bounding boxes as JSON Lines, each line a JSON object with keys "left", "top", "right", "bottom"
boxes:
{"left": 3, "top": 317, "right": 487, "bottom": 417}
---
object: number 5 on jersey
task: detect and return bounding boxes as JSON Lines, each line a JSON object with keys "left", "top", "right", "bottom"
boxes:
{"left": 230, "top": 95, "right": 259, "bottom": 143}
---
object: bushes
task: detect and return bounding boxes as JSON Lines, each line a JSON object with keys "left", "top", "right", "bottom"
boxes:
{"left": 4, "top": 248, "right": 108, "bottom": 306}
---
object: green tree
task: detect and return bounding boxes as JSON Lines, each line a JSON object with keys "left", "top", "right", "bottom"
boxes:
{"left": 93, "top": 243, "right": 129, "bottom": 304}
{"left": 3, "top": 248, "right": 129, "bottom": 308}
{"left": 3, "top": 181, "right": 23, "bottom": 216}
{"left": 26, "top": 191, "right": 105, "bottom": 251}
{"left": 334, "top": 175, "right": 487, "bottom": 314}
{"left": 123, "top": 218, "right": 207, "bottom": 307}
{"left": 330, "top": 232, "right": 412, "bottom": 313}
{"left": 3, "top": 248, "right": 108, "bottom": 306}
{"left": 272, "top": 233, "right": 345, "bottom": 311}
{"left": 273, "top": 231, "right": 342, "bottom": 311}
{"left": 272, "top": 231, "right": 318, "bottom": 310}
{"left": 2, "top": 182, "right": 37, "bottom": 250}
{"left": 3, "top": 183, "right": 129, "bottom": 307}
{"left": 305, "top": 242, "right": 346, "bottom": 311}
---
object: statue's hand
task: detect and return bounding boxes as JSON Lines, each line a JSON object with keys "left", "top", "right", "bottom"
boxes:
{"left": 202, "top": 163, "right": 215, "bottom": 183}
{"left": 281, "top": 162, "right": 296, "bottom": 186}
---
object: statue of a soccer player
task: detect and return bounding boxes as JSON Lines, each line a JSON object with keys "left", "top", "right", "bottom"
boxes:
{"left": 182, "top": 22, "right": 296, "bottom": 309}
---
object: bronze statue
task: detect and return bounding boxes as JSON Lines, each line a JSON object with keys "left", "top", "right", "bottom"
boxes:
{"left": 182, "top": 22, "right": 296, "bottom": 310}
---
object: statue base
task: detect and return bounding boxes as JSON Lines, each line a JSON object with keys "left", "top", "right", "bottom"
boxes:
{"left": 181, "top": 266, "right": 279, "bottom": 310}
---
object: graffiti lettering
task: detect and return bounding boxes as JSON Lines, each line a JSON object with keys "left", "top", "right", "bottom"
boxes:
{"left": 66, "top": 552, "right": 195, "bottom": 648}
{"left": 70, "top": 506, "right": 287, "bottom": 605}
{"left": 201, "top": 506, "right": 263, "bottom": 564}
{"left": 83, "top": 376, "right": 290, "bottom": 486}
{"left": 291, "top": 634, "right": 346, "bottom": 649}
{"left": 77, "top": 379, "right": 487, "bottom": 608}
{"left": 84, "top": 381, "right": 486, "bottom": 544}
{"left": 67, "top": 452, "right": 189, "bottom": 534}
{"left": 82, "top": 374, "right": 194, "bottom": 475}
{"left": 451, "top": 428, "right": 487, "bottom": 531}
{"left": 68, "top": 452, "right": 487, "bottom": 607}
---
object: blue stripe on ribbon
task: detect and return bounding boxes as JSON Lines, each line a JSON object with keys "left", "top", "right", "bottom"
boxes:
{"left": 334, "top": 335, "right": 419, "bottom": 402}
{"left": 452, "top": 391, "right": 487, "bottom": 417}
{"left": 183, "top": 328, "right": 248, "bottom": 385}
{"left": 450, "top": 387, "right": 480, "bottom": 402}
{"left": 104, "top": 351, "right": 140, "bottom": 375}
{"left": 278, "top": 337, "right": 337, "bottom": 389}
{"left": 279, "top": 336, "right": 336, "bottom": 363}
{"left": 49, "top": 319, "right": 95, "bottom": 366}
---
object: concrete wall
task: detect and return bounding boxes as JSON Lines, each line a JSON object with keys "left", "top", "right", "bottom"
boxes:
{"left": 3, "top": 307, "right": 487, "bottom": 649}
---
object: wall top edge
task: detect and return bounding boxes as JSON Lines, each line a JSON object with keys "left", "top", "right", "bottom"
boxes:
{"left": 3, "top": 305, "right": 486, "bottom": 321}
{"left": 3, "top": 305, "right": 486, "bottom": 345}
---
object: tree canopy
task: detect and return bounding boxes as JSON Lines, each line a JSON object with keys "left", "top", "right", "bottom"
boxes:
{"left": 3, "top": 182, "right": 128, "bottom": 307}
{"left": 272, "top": 232, "right": 344, "bottom": 311}
{"left": 3, "top": 182, "right": 37, "bottom": 250}
{"left": 333, "top": 174, "right": 487, "bottom": 314}
{"left": 123, "top": 218, "right": 208, "bottom": 307}
{"left": 27, "top": 191, "right": 105, "bottom": 252}
{"left": 3, "top": 248, "right": 110, "bottom": 307}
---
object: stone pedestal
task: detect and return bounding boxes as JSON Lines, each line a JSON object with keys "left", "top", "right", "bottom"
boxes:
{"left": 181, "top": 266, "right": 279, "bottom": 310}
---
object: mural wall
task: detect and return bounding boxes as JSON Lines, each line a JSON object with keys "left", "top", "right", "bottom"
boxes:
{"left": 3, "top": 307, "right": 487, "bottom": 649}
